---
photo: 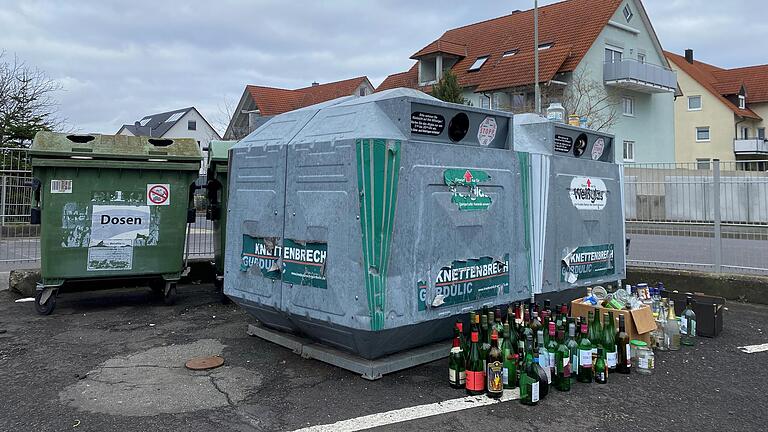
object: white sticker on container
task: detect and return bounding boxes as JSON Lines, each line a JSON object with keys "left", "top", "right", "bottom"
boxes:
{"left": 147, "top": 183, "right": 170, "bottom": 206}
{"left": 570, "top": 177, "right": 607, "bottom": 210}
{"left": 591, "top": 138, "right": 606, "bottom": 160}
{"left": 87, "top": 239, "right": 133, "bottom": 271}
{"left": 477, "top": 116, "right": 497, "bottom": 146}
{"left": 90, "top": 205, "right": 150, "bottom": 243}
{"left": 51, "top": 179, "right": 73, "bottom": 194}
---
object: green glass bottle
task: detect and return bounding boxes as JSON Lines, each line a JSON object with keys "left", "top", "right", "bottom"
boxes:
{"left": 589, "top": 311, "right": 601, "bottom": 361}
{"left": 501, "top": 324, "right": 517, "bottom": 389}
{"left": 456, "top": 320, "right": 468, "bottom": 358}
{"left": 681, "top": 296, "right": 697, "bottom": 346}
{"left": 493, "top": 308, "right": 504, "bottom": 335}
{"left": 602, "top": 312, "right": 617, "bottom": 372}
{"left": 577, "top": 322, "right": 593, "bottom": 383}
{"left": 594, "top": 347, "right": 608, "bottom": 384}
{"left": 519, "top": 353, "right": 540, "bottom": 406}
{"left": 466, "top": 330, "right": 484, "bottom": 395}
{"left": 449, "top": 333, "right": 465, "bottom": 389}
{"left": 545, "top": 321, "right": 558, "bottom": 384}
{"left": 566, "top": 322, "right": 579, "bottom": 385}
{"left": 480, "top": 314, "right": 490, "bottom": 375}
{"left": 554, "top": 329, "right": 571, "bottom": 391}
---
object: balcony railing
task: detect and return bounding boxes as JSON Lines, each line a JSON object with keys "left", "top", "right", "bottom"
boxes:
{"left": 734, "top": 138, "right": 768, "bottom": 155}
{"left": 604, "top": 59, "right": 677, "bottom": 93}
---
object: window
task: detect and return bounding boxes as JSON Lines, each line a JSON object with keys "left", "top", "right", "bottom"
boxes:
{"left": 468, "top": 56, "right": 489, "bottom": 71}
{"left": 622, "top": 96, "right": 634, "bottom": 116}
{"left": 696, "top": 159, "right": 711, "bottom": 170}
{"left": 502, "top": 49, "right": 518, "bottom": 58}
{"left": 637, "top": 53, "right": 646, "bottom": 64}
{"left": 759, "top": 128, "right": 765, "bottom": 140}
{"left": 187, "top": 120, "right": 196, "bottom": 131}
{"left": 359, "top": 87, "right": 368, "bottom": 97}
{"left": 696, "top": 126, "right": 710, "bottom": 142}
{"left": 739, "top": 95, "right": 746, "bottom": 109}
{"left": 166, "top": 112, "right": 184, "bottom": 123}
{"left": 480, "top": 95, "right": 490, "bottom": 109}
{"left": 623, "top": 4, "right": 634, "bottom": 22}
{"left": 743, "top": 127, "right": 749, "bottom": 139}
{"left": 623, "top": 140, "right": 635, "bottom": 162}
{"left": 688, "top": 96, "right": 702, "bottom": 111}
{"left": 538, "top": 42, "right": 554, "bottom": 51}
{"left": 605, "top": 47, "right": 623, "bottom": 63}
{"left": 512, "top": 93, "right": 526, "bottom": 110}
{"left": 139, "top": 118, "right": 151, "bottom": 126}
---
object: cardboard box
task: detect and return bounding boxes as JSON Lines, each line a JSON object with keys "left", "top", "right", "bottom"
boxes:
{"left": 570, "top": 300, "right": 656, "bottom": 344}
{"left": 662, "top": 291, "right": 725, "bottom": 338}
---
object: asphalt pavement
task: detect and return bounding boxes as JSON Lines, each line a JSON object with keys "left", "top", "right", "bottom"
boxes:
{"left": 0, "top": 283, "right": 766, "bottom": 431}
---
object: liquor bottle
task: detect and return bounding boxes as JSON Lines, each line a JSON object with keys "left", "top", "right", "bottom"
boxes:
{"left": 536, "top": 330, "right": 551, "bottom": 385}
{"left": 616, "top": 315, "right": 631, "bottom": 374}
{"left": 466, "top": 330, "right": 485, "bottom": 395}
{"left": 554, "top": 329, "right": 571, "bottom": 391}
{"left": 594, "top": 347, "right": 608, "bottom": 384}
{"left": 665, "top": 300, "right": 681, "bottom": 351}
{"left": 530, "top": 353, "right": 549, "bottom": 399}
{"left": 545, "top": 322, "right": 558, "bottom": 383}
{"left": 577, "top": 322, "right": 593, "bottom": 383}
{"left": 501, "top": 324, "right": 516, "bottom": 389}
{"left": 602, "top": 312, "right": 617, "bottom": 372}
{"left": 480, "top": 314, "right": 490, "bottom": 373}
{"left": 449, "top": 333, "right": 465, "bottom": 389}
{"left": 566, "top": 322, "right": 579, "bottom": 385}
{"left": 486, "top": 331, "right": 503, "bottom": 398}
{"left": 519, "top": 354, "right": 540, "bottom": 406}
{"left": 681, "top": 296, "right": 697, "bottom": 346}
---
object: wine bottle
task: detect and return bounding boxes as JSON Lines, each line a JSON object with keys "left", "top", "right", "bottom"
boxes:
{"left": 501, "top": 324, "right": 517, "bottom": 389}
{"left": 494, "top": 308, "right": 504, "bottom": 335}
{"left": 681, "top": 296, "right": 697, "bottom": 346}
{"left": 566, "top": 322, "right": 579, "bottom": 385}
{"left": 530, "top": 353, "right": 549, "bottom": 399}
{"left": 616, "top": 315, "right": 631, "bottom": 374}
{"left": 602, "top": 312, "right": 617, "bottom": 372}
{"left": 665, "top": 300, "right": 681, "bottom": 351}
{"left": 480, "top": 314, "right": 490, "bottom": 374}
{"left": 555, "top": 329, "right": 571, "bottom": 391}
{"left": 536, "top": 329, "right": 551, "bottom": 385}
{"left": 449, "top": 333, "right": 465, "bottom": 389}
{"left": 456, "top": 320, "right": 468, "bottom": 363}
{"left": 519, "top": 354, "right": 540, "bottom": 406}
{"left": 577, "top": 322, "right": 593, "bottom": 383}
{"left": 486, "top": 331, "right": 503, "bottom": 399}
{"left": 594, "top": 347, "right": 608, "bottom": 384}
{"left": 466, "top": 331, "right": 484, "bottom": 395}
{"left": 545, "top": 321, "right": 558, "bottom": 383}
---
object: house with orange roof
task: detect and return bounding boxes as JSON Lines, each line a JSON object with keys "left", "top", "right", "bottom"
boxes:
{"left": 378, "top": 0, "right": 677, "bottom": 163}
{"left": 666, "top": 49, "right": 768, "bottom": 170}
{"left": 223, "top": 77, "right": 374, "bottom": 140}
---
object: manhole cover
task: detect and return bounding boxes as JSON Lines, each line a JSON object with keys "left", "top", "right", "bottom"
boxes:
{"left": 185, "top": 355, "right": 224, "bottom": 371}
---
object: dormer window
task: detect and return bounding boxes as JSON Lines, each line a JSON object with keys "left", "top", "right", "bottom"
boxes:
{"left": 502, "top": 49, "right": 519, "bottom": 58}
{"left": 538, "top": 42, "right": 554, "bottom": 51}
{"left": 739, "top": 95, "right": 746, "bottom": 109}
{"left": 468, "top": 56, "right": 489, "bottom": 71}
{"left": 623, "top": 4, "right": 634, "bottom": 22}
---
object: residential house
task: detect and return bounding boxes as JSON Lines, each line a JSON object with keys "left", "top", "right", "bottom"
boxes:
{"left": 117, "top": 107, "right": 221, "bottom": 174}
{"left": 377, "top": 0, "right": 677, "bottom": 163}
{"left": 666, "top": 49, "right": 768, "bottom": 170}
{"left": 223, "top": 77, "right": 374, "bottom": 140}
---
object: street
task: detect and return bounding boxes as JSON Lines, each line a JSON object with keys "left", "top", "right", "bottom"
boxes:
{"left": 0, "top": 283, "right": 765, "bottom": 431}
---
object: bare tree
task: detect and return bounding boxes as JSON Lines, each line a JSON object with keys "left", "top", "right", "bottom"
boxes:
{"left": 0, "top": 52, "right": 64, "bottom": 147}
{"left": 561, "top": 68, "right": 620, "bottom": 132}
{"left": 212, "top": 95, "right": 237, "bottom": 139}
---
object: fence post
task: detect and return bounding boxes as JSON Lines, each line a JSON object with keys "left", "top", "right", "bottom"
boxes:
{"left": 712, "top": 159, "right": 722, "bottom": 273}
{"left": 0, "top": 175, "right": 6, "bottom": 226}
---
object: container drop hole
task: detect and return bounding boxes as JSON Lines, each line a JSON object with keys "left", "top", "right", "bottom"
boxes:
{"left": 448, "top": 113, "right": 469, "bottom": 142}
{"left": 66, "top": 135, "right": 95, "bottom": 144}
{"left": 148, "top": 138, "right": 174, "bottom": 147}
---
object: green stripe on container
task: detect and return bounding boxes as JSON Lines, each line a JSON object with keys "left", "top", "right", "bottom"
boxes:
{"left": 517, "top": 151, "right": 533, "bottom": 293}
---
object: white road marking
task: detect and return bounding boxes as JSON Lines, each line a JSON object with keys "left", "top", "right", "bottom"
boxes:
{"left": 290, "top": 389, "right": 520, "bottom": 432}
{"left": 738, "top": 343, "right": 768, "bottom": 354}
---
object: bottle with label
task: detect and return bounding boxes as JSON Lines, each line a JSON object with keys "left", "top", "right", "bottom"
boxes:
{"left": 577, "top": 322, "right": 593, "bottom": 383}
{"left": 530, "top": 353, "right": 549, "bottom": 399}
{"left": 681, "top": 296, "right": 697, "bottom": 346}
{"left": 657, "top": 300, "right": 669, "bottom": 351}
{"left": 665, "top": 300, "right": 681, "bottom": 351}
{"left": 456, "top": 320, "right": 468, "bottom": 361}
{"left": 589, "top": 311, "right": 601, "bottom": 361}
{"left": 519, "top": 355, "right": 540, "bottom": 406}
{"left": 501, "top": 324, "right": 517, "bottom": 390}
{"left": 480, "top": 314, "right": 491, "bottom": 374}
{"left": 537, "top": 330, "right": 552, "bottom": 385}
{"left": 449, "top": 334, "right": 465, "bottom": 389}
{"left": 555, "top": 329, "right": 571, "bottom": 391}
{"left": 566, "top": 322, "right": 580, "bottom": 385}
{"left": 602, "top": 312, "right": 617, "bottom": 372}
{"left": 616, "top": 315, "right": 631, "bottom": 374}
{"left": 486, "top": 331, "right": 503, "bottom": 398}
{"left": 466, "top": 331, "right": 485, "bottom": 395}
{"left": 594, "top": 347, "right": 608, "bottom": 384}
{"left": 545, "top": 322, "right": 558, "bottom": 383}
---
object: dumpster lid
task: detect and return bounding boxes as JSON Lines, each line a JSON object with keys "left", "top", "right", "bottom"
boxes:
{"left": 30, "top": 132, "right": 203, "bottom": 162}
{"left": 207, "top": 140, "right": 236, "bottom": 163}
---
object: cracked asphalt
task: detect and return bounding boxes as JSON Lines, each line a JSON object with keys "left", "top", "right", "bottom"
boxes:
{"left": 0, "top": 283, "right": 767, "bottom": 431}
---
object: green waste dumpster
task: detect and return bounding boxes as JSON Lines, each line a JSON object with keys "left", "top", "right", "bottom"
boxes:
{"left": 30, "top": 132, "right": 202, "bottom": 314}
{"left": 205, "top": 140, "right": 235, "bottom": 295}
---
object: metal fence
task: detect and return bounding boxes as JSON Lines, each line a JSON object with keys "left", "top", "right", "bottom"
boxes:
{"left": 625, "top": 160, "right": 768, "bottom": 275}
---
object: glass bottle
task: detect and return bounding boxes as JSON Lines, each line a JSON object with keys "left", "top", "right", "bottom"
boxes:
{"left": 555, "top": 329, "right": 571, "bottom": 391}
{"left": 545, "top": 322, "right": 558, "bottom": 382}
{"left": 449, "top": 333, "right": 465, "bottom": 389}
{"left": 566, "top": 322, "right": 580, "bottom": 385}
{"left": 537, "top": 330, "right": 551, "bottom": 385}
{"left": 456, "top": 321, "right": 468, "bottom": 362}
{"left": 657, "top": 300, "right": 669, "bottom": 351}
{"left": 480, "top": 314, "right": 491, "bottom": 373}
{"left": 501, "top": 324, "right": 517, "bottom": 390}
{"left": 494, "top": 308, "right": 504, "bottom": 335}
{"left": 486, "top": 331, "right": 503, "bottom": 398}
{"left": 577, "top": 322, "right": 593, "bottom": 383}
{"left": 665, "top": 300, "right": 681, "bottom": 351}
{"left": 530, "top": 353, "right": 549, "bottom": 399}
{"left": 519, "top": 354, "right": 540, "bottom": 406}
{"left": 616, "top": 315, "right": 631, "bottom": 374}
{"left": 465, "top": 330, "right": 484, "bottom": 395}
{"left": 681, "top": 296, "right": 697, "bottom": 346}
{"left": 594, "top": 347, "right": 608, "bottom": 384}
{"left": 602, "top": 312, "right": 617, "bottom": 372}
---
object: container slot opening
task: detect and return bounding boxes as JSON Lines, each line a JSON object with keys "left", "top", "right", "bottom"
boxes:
{"left": 66, "top": 134, "right": 95, "bottom": 144}
{"left": 148, "top": 150, "right": 168, "bottom": 155}
{"left": 448, "top": 113, "right": 469, "bottom": 142}
{"left": 71, "top": 147, "right": 93, "bottom": 153}
{"left": 148, "top": 138, "right": 174, "bottom": 147}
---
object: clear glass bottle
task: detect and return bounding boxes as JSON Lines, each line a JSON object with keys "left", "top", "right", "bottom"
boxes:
{"left": 630, "top": 340, "right": 654, "bottom": 374}
{"left": 656, "top": 300, "right": 669, "bottom": 351}
{"left": 664, "top": 300, "right": 681, "bottom": 351}
{"left": 681, "top": 296, "right": 697, "bottom": 346}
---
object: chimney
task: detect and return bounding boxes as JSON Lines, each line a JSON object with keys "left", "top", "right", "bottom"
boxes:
{"left": 311, "top": 81, "right": 320, "bottom": 87}
{"left": 685, "top": 49, "right": 694, "bottom": 64}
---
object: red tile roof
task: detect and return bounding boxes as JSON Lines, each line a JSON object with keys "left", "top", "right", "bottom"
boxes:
{"left": 665, "top": 51, "right": 761, "bottom": 120}
{"left": 377, "top": 0, "right": 623, "bottom": 93}
{"left": 246, "top": 76, "right": 370, "bottom": 116}
{"left": 411, "top": 39, "right": 467, "bottom": 59}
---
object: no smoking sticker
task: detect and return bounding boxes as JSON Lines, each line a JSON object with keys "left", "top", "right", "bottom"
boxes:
{"left": 147, "top": 184, "right": 170, "bottom": 206}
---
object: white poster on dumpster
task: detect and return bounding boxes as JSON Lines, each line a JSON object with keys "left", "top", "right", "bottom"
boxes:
{"left": 569, "top": 177, "right": 607, "bottom": 211}
{"left": 90, "top": 205, "right": 150, "bottom": 243}
{"left": 87, "top": 239, "right": 134, "bottom": 271}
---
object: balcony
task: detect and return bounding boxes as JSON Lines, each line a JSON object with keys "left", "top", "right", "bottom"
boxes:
{"left": 604, "top": 59, "right": 677, "bottom": 94}
{"left": 734, "top": 138, "right": 768, "bottom": 155}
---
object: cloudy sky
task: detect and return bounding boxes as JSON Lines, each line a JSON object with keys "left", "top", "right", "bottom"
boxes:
{"left": 1, "top": 0, "right": 766, "bottom": 135}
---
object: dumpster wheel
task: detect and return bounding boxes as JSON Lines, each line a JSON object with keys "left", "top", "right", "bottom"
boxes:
{"left": 163, "top": 282, "right": 177, "bottom": 306}
{"left": 34, "top": 288, "right": 57, "bottom": 316}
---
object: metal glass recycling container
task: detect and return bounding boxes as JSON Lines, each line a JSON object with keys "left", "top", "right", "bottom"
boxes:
{"left": 30, "top": 132, "right": 202, "bottom": 313}
{"left": 224, "top": 89, "right": 531, "bottom": 359}
{"left": 514, "top": 114, "right": 626, "bottom": 296}
{"left": 205, "top": 140, "right": 236, "bottom": 289}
